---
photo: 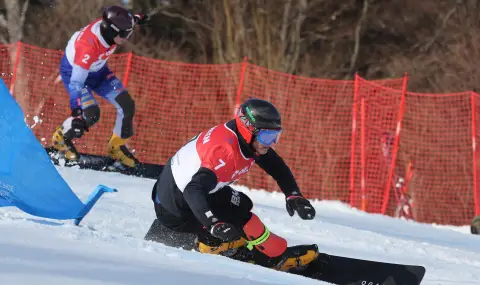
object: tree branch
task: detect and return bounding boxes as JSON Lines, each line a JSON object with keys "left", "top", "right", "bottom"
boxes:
{"left": 0, "top": 34, "right": 7, "bottom": 44}
{"left": 158, "top": 10, "right": 213, "bottom": 31}
{"left": 344, "top": 0, "right": 369, "bottom": 79}
{"left": 286, "top": 0, "right": 307, "bottom": 74}
{"left": 20, "top": 0, "right": 30, "bottom": 26}
{"left": 223, "top": 0, "right": 235, "bottom": 62}
{"left": 0, "top": 14, "right": 7, "bottom": 28}
{"left": 211, "top": 2, "right": 225, "bottom": 63}
{"left": 280, "top": 0, "right": 292, "bottom": 55}
{"left": 420, "top": 3, "right": 458, "bottom": 52}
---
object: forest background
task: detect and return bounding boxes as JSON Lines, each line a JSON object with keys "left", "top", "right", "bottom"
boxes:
{"left": 1, "top": 0, "right": 478, "bottom": 93}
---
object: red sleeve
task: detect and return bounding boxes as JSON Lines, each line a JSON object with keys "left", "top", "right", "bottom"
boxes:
{"left": 200, "top": 145, "right": 234, "bottom": 182}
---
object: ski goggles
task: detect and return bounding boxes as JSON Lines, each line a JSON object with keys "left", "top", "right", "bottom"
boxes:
{"left": 118, "top": 29, "right": 133, "bottom": 39}
{"left": 256, "top": 129, "right": 282, "bottom": 146}
{"left": 108, "top": 22, "right": 134, "bottom": 39}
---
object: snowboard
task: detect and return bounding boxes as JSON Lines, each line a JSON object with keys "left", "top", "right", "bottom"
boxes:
{"left": 45, "top": 147, "right": 163, "bottom": 179}
{"left": 230, "top": 244, "right": 425, "bottom": 285}
{"left": 144, "top": 220, "right": 425, "bottom": 284}
{"left": 293, "top": 251, "right": 426, "bottom": 285}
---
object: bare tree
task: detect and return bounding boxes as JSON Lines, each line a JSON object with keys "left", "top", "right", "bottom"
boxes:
{"left": 25, "top": 0, "right": 121, "bottom": 49}
{"left": 0, "top": 0, "right": 29, "bottom": 44}
{"left": 0, "top": 0, "right": 30, "bottom": 112}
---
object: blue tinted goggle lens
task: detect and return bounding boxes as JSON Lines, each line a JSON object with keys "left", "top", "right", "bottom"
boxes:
{"left": 257, "top": 129, "right": 282, "bottom": 146}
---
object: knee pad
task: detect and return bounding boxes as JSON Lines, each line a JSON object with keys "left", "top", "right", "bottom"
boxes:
{"left": 83, "top": 105, "right": 100, "bottom": 127}
{"left": 115, "top": 91, "right": 135, "bottom": 138}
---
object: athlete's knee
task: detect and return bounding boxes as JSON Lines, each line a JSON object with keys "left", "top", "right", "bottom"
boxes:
{"left": 238, "top": 191, "right": 253, "bottom": 212}
{"left": 229, "top": 187, "right": 253, "bottom": 214}
{"left": 243, "top": 213, "right": 287, "bottom": 258}
{"left": 115, "top": 91, "right": 135, "bottom": 138}
{"left": 83, "top": 105, "right": 101, "bottom": 127}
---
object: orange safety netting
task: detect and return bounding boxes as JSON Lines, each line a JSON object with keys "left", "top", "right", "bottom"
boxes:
{"left": 0, "top": 42, "right": 478, "bottom": 226}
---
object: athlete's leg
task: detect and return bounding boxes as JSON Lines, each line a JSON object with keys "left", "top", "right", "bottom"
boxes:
{"left": 93, "top": 67, "right": 138, "bottom": 167}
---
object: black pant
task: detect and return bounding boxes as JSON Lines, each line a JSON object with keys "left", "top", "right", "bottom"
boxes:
{"left": 145, "top": 186, "right": 253, "bottom": 248}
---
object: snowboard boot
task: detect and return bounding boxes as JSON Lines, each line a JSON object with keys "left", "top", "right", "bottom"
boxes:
{"left": 229, "top": 244, "right": 320, "bottom": 272}
{"left": 241, "top": 213, "right": 319, "bottom": 271}
{"left": 51, "top": 126, "right": 79, "bottom": 161}
{"left": 108, "top": 133, "right": 139, "bottom": 168}
{"left": 195, "top": 236, "right": 247, "bottom": 257}
{"left": 270, "top": 244, "right": 320, "bottom": 271}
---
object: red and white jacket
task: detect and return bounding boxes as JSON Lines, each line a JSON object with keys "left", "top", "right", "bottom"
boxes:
{"left": 155, "top": 120, "right": 301, "bottom": 227}
{"left": 65, "top": 19, "right": 117, "bottom": 72}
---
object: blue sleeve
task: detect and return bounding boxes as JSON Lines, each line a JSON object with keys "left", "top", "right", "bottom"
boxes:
{"left": 68, "top": 64, "right": 89, "bottom": 110}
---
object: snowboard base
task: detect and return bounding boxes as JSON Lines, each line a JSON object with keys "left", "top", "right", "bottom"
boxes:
{"left": 143, "top": 221, "right": 426, "bottom": 284}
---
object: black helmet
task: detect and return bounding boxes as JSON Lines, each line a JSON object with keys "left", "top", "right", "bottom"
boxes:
{"left": 235, "top": 98, "right": 282, "bottom": 144}
{"left": 100, "top": 6, "right": 135, "bottom": 45}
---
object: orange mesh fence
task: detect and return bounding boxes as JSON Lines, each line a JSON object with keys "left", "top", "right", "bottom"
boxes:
{"left": 1, "top": 42, "right": 479, "bottom": 225}
{"left": 350, "top": 76, "right": 406, "bottom": 214}
{"left": 125, "top": 57, "right": 242, "bottom": 163}
{"left": 397, "top": 91, "right": 475, "bottom": 225}
{"left": 14, "top": 43, "right": 66, "bottom": 144}
{"left": 238, "top": 64, "right": 405, "bottom": 201}
{"left": 474, "top": 93, "right": 480, "bottom": 218}
{"left": 351, "top": 77, "right": 476, "bottom": 225}
{"left": 0, "top": 44, "right": 15, "bottom": 91}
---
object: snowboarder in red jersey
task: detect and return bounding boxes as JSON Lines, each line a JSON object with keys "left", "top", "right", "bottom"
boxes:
{"left": 145, "top": 98, "right": 319, "bottom": 271}
{"left": 51, "top": 5, "right": 149, "bottom": 169}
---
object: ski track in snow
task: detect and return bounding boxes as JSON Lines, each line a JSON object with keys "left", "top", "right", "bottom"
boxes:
{"left": 0, "top": 166, "right": 479, "bottom": 285}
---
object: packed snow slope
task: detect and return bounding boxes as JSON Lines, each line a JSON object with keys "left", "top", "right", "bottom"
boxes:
{"left": 0, "top": 167, "right": 479, "bottom": 285}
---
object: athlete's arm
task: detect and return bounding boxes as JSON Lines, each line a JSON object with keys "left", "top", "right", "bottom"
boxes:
{"left": 183, "top": 167, "right": 218, "bottom": 227}
{"left": 255, "top": 148, "right": 300, "bottom": 196}
{"left": 68, "top": 39, "right": 96, "bottom": 112}
{"left": 183, "top": 146, "right": 233, "bottom": 227}
{"left": 68, "top": 65, "right": 89, "bottom": 112}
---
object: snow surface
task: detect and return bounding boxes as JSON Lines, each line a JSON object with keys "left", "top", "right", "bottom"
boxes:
{"left": 0, "top": 166, "right": 479, "bottom": 285}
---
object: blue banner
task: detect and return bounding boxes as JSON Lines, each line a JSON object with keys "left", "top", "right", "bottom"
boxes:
{"left": 0, "top": 78, "right": 96, "bottom": 219}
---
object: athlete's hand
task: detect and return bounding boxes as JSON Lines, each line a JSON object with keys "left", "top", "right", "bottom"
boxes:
{"left": 286, "top": 193, "right": 316, "bottom": 220}
{"left": 209, "top": 221, "right": 242, "bottom": 242}
{"left": 134, "top": 14, "right": 150, "bottom": 25}
{"left": 66, "top": 108, "right": 88, "bottom": 138}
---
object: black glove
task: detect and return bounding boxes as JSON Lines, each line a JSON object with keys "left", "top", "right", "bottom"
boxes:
{"left": 286, "top": 193, "right": 316, "bottom": 220}
{"left": 66, "top": 117, "right": 89, "bottom": 139}
{"left": 134, "top": 14, "right": 150, "bottom": 25}
{"left": 71, "top": 107, "right": 83, "bottom": 117}
{"left": 64, "top": 109, "right": 89, "bottom": 139}
{"left": 209, "top": 221, "right": 242, "bottom": 242}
